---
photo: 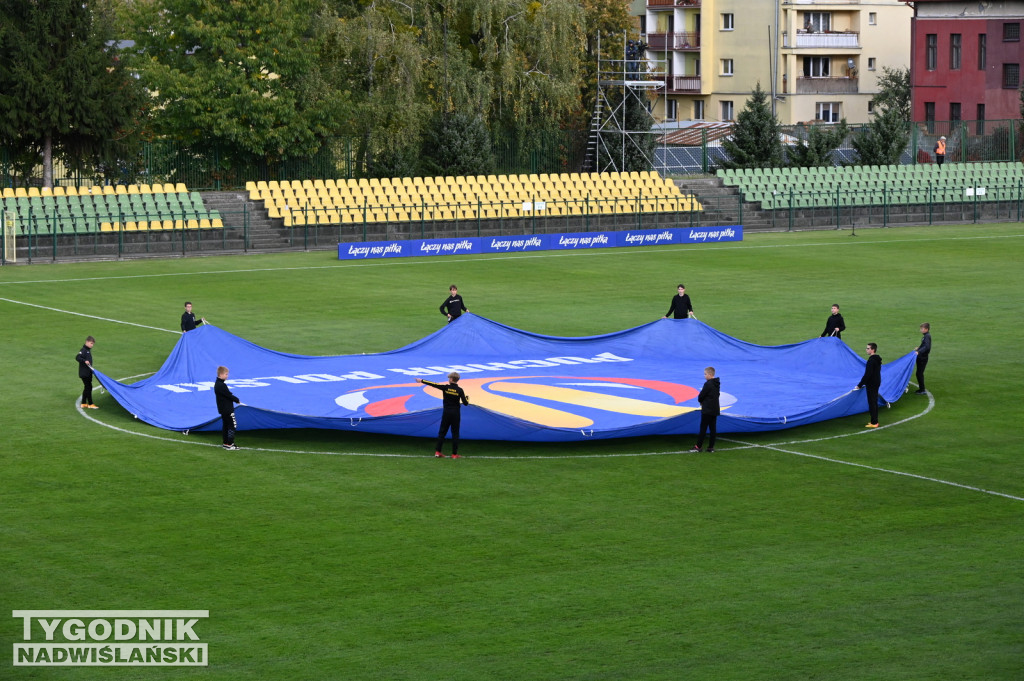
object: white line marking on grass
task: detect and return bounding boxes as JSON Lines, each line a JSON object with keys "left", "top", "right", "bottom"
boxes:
{"left": 724, "top": 438, "right": 1024, "bottom": 503}
{"left": 5, "top": 231, "right": 1023, "bottom": 287}
{"left": 0, "top": 297, "right": 179, "bottom": 334}
{"left": 77, "top": 373, "right": 1023, "bottom": 502}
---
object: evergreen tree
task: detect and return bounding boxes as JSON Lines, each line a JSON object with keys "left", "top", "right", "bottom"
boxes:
{"left": 0, "top": 0, "right": 148, "bottom": 186}
{"left": 421, "top": 112, "right": 496, "bottom": 177}
{"left": 788, "top": 120, "right": 849, "bottom": 168}
{"left": 721, "top": 83, "right": 784, "bottom": 169}
{"left": 851, "top": 66, "right": 910, "bottom": 166}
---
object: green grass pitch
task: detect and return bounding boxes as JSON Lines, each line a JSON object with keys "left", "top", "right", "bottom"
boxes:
{"left": 2, "top": 223, "right": 1022, "bottom": 680}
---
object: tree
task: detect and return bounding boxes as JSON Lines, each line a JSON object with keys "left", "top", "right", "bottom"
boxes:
{"left": 851, "top": 65, "right": 910, "bottom": 166}
{"left": 322, "top": 0, "right": 428, "bottom": 177}
{"left": 872, "top": 66, "right": 911, "bottom": 122}
{"left": 126, "top": 0, "right": 350, "bottom": 172}
{"left": 0, "top": 0, "right": 148, "bottom": 187}
{"left": 421, "top": 111, "right": 496, "bottom": 176}
{"left": 721, "top": 83, "right": 784, "bottom": 169}
{"left": 788, "top": 120, "right": 849, "bottom": 168}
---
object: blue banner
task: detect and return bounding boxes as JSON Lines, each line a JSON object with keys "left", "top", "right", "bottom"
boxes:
{"left": 96, "top": 316, "right": 916, "bottom": 443}
{"left": 338, "top": 226, "right": 743, "bottom": 260}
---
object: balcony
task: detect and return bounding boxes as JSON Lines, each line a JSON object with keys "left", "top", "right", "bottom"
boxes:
{"left": 647, "top": 32, "right": 701, "bottom": 51}
{"left": 647, "top": 0, "right": 700, "bottom": 8}
{"left": 653, "top": 75, "right": 701, "bottom": 93}
{"left": 783, "top": 30, "right": 860, "bottom": 49}
{"left": 794, "top": 76, "right": 859, "bottom": 94}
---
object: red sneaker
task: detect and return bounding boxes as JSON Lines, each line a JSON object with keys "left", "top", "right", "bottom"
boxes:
{"left": 451, "top": 454, "right": 461, "bottom": 459}
{"left": 434, "top": 452, "right": 445, "bottom": 458}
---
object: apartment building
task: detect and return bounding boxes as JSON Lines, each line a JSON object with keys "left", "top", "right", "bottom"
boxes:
{"left": 905, "top": 0, "right": 1023, "bottom": 124}
{"left": 642, "top": 0, "right": 913, "bottom": 125}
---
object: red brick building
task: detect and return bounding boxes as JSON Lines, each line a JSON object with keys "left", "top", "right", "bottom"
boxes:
{"left": 904, "top": 1, "right": 1023, "bottom": 124}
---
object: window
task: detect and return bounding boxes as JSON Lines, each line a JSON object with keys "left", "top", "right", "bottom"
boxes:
{"left": 1004, "top": 63, "right": 1021, "bottom": 88}
{"left": 721, "top": 101, "right": 734, "bottom": 121}
{"left": 979, "top": 34, "right": 987, "bottom": 69}
{"left": 925, "top": 102, "right": 936, "bottom": 133}
{"left": 666, "top": 99, "right": 678, "bottom": 122}
{"left": 949, "top": 103, "right": 961, "bottom": 125}
{"left": 803, "top": 57, "right": 830, "bottom": 78}
{"left": 868, "top": 58, "right": 876, "bottom": 71}
{"left": 722, "top": 13, "right": 734, "bottom": 31}
{"left": 868, "top": 100, "right": 875, "bottom": 114}
{"left": 1004, "top": 23, "right": 1020, "bottom": 42}
{"left": 976, "top": 104, "right": 985, "bottom": 135}
{"left": 694, "top": 100, "right": 705, "bottom": 120}
{"left": 638, "top": 15, "right": 647, "bottom": 36}
{"left": 950, "top": 34, "right": 961, "bottom": 70}
{"left": 803, "top": 12, "right": 831, "bottom": 33}
{"left": 721, "top": 59, "right": 734, "bottom": 76}
{"left": 926, "top": 34, "right": 937, "bottom": 71}
{"left": 869, "top": 12, "right": 877, "bottom": 26}
{"left": 816, "top": 102, "right": 841, "bottom": 123}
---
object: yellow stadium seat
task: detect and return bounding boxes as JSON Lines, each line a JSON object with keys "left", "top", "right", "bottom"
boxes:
{"left": 199, "top": 218, "right": 211, "bottom": 229}
{"left": 175, "top": 183, "right": 187, "bottom": 193}
{"left": 162, "top": 183, "right": 175, "bottom": 193}
{"left": 127, "top": 185, "right": 139, "bottom": 194}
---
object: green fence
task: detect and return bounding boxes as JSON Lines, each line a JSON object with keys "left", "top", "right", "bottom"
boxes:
{"left": 1, "top": 130, "right": 590, "bottom": 193}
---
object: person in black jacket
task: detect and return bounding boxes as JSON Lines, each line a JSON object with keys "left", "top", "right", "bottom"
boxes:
{"left": 181, "top": 301, "right": 206, "bottom": 332}
{"left": 76, "top": 336, "right": 99, "bottom": 409}
{"left": 821, "top": 304, "right": 846, "bottom": 338}
{"left": 419, "top": 372, "right": 470, "bottom": 458}
{"left": 439, "top": 285, "right": 468, "bottom": 323}
{"left": 215, "top": 366, "right": 242, "bottom": 450}
{"left": 664, "top": 284, "right": 695, "bottom": 319}
{"left": 913, "top": 323, "right": 931, "bottom": 394}
{"left": 857, "top": 343, "right": 882, "bottom": 428}
{"left": 690, "top": 367, "right": 720, "bottom": 452}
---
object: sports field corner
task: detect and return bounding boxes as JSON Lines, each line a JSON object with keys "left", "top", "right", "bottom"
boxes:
{"left": 2, "top": 223, "right": 1023, "bottom": 680}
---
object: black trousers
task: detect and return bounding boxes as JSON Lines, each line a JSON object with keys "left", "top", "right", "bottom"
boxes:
{"left": 696, "top": 412, "right": 718, "bottom": 449}
{"left": 435, "top": 410, "right": 461, "bottom": 454}
{"left": 81, "top": 376, "right": 93, "bottom": 405}
{"left": 916, "top": 354, "right": 929, "bottom": 391}
{"left": 221, "top": 411, "right": 237, "bottom": 445}
{"left": 865, "top": 385, "right": 880, "bottom": 424}
{"left": 936, "top": 155, "right": 945, "bottom": 167}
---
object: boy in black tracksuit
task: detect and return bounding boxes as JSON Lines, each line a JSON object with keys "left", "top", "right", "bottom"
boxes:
{"left": 439, "top": 285, "right": 468, "bottom": 323}
{"left": 181, "top": 301, "right": 206, "bottom": 332}
{"left": 691, "top": 367, "right": 720, "bottom": 452}
{"left": 76, "top": 336, "right": 99, "bottom": 409}
{"left": 419, "top": 372, "right": 470, "bottom": 458}
{"left": 821, "top": 304, "right": 846, "bottom": 338}
{"left": 857, "top": 343, "right": 882, "bottom": 427}
{"left": 914, "top": 323, "right": 931, "bottom": 394}
{"left": 215, "top": 366, "right": 241, "bottom": 450}
{"left": 664, "top": 284, "right": 695, "bottom": 319}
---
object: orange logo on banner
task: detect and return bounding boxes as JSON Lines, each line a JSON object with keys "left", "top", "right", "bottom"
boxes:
{"left": 344, "top": 376, "right": 701, "bottom": 429}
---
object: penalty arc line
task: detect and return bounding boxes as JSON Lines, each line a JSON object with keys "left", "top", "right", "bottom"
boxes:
{"left": 79, "top": 377, "right": 1023, "bottom": 500}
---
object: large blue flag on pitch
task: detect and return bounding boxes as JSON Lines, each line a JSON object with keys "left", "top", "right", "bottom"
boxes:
{"left": 94, "top": 316, "right": 917, "bottom": 442}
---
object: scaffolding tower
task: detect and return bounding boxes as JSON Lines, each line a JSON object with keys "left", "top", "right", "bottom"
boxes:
{"left": 583, "top": 32, "right": 667, "bottom": 174}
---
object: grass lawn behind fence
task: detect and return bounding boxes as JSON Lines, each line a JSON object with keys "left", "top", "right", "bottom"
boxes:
{"left": 1, "top": 223, "right": 1022, "bottom": 680}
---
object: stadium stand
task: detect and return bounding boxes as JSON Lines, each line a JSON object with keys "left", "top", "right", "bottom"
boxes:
{"left": 245, "top": 171, "right": 701, "bottom": 226}
{"left": 717, "top": 162, "right": 1024, "bottom": 211}
{"left": 0, "top": 184, "right": 222, "bottom": 235}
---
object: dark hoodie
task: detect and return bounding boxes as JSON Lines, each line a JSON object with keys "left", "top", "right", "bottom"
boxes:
{"left": 697, "top": 377, "right": 720, "bottom": 415}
